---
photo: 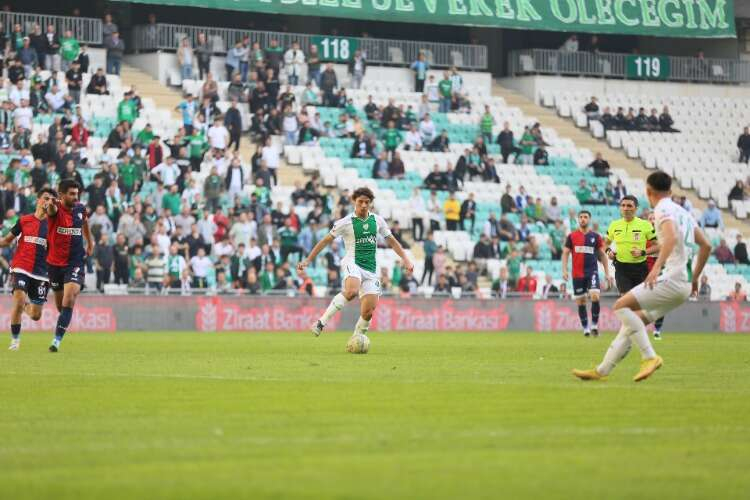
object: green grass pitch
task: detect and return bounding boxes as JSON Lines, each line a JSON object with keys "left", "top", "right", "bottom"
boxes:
{"left": 1, "top": 331, "right": 749, "bottom": 500}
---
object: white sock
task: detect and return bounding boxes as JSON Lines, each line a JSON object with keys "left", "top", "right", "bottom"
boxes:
{"left": 354, "top": 317, "right": 371, "bottom": 336}
{"left": 597, "top": 325, "right": 632, "bottom": 375}
{"left": 615, "top": 308, "right": 656, "bottom": 360}
{"left": 320, "top": 293, "right": 348, "bottom": 326}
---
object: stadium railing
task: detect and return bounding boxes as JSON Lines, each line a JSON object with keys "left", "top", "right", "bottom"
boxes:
{"left": 131, "top": 23, "right": 488, "bottom": 70}
{"left": 508, "top": 48, "right": 750, "bottom": 85}
{"left": 0, "top": 11, "right": 102, "bottom": 45}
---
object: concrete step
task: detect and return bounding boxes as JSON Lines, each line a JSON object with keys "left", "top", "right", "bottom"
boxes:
{"left": 492, "top": 81, "right": 750, "bottom": 232}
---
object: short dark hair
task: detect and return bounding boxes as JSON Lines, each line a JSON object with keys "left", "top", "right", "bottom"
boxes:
{"left": 620, "top": 195, "right": 638, "bottom": 207}
{"left": 578, "top": 210, "right": 592, "bottom": 217}
{"left": 38, "top": 187, "right": 58, "bottom": 198}
{"left": 647, "top": 171, "right": 672, "bottom": 192}
{"left": 351, "top": 187, "right": 375, "bottom": 202}
{"left": 58, "top": 179, "right": 80, "bottom": 193}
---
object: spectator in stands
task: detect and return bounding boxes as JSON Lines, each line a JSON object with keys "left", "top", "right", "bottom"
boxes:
{"left": 540, "top": 275, "right": 559, "bottom": 299}
{"left": 460, "top": 193, "right": 476, "bottom": 233}
{"left": 177, "top": 37, "right": 194, "bottom": 81}
{"left": 307, "top": 44, "right": 321, "bottom": 86}
{"left": 613, "top": 178, "right": 627, "bottom": 201}
{"left": 498, "top": 214, "right": 517, "bottom": 242}
{"left": 727, "top": 282, "right": 747, "bottom": 302}
{"left": 194, "top": 32, "right": 211, "bottom": 80}
{"left": 427, "top": 190, "right": 442, "bottom": 231}
{"left": 700, "top": 200, "right": 724, "bottom": 229}
{"left": 623, "top": 108, "right": 636, "bottom": 130}
{"left": 738, "top": 127, "right": 750, "bottom": 164}
{"left": 735, "top": 234, "right": 749, "bottom": 265}
{"left": 714, "top": 238, "right": 734, "bottom": 264}
{"left": 423, "top": 165, "right": 444, "bottom": 191}
{"left": 588, "top": 152, "right": 610, "bottom": 177}
{"left": 202, "top": 72, "right": 219, "bottom": 103}
{"left": 500, "top": 185, "right": 516, "bottom": 214}
{"left": 283, "top": 41, "right": 305, "bottom": 86}
{"left": 389, "top": 151, "right": 405, "bottom": 179}
{"left": 646, "top": 108, "right": 660, "bottom": 131}
{"left": 59, "top": 29, "right": 79, "bottom": 72}
{"left": 345, "top": 49, "right": 366, "bottom": 90}
{"left": 19, "top": 37, "right": 38, "bottom": 76}
{"left": 411, "top": 51, "right": 429, "bottom": 93}
{"left": 320, "top": 63, "right": 338, "bottom": 107}
{"left": 372, "top": 151, "right": 389, "bottom": 179}
{"left": 584, "top": 97, "right": 599, "bottom": 121}
{"left": 76, "top": 44, "right": 90, "bottom": 73}
{"left": 496, "top": 122, "right": 519, "bottom": 164}
{"left": 420, "top": 232, "right": 436, "bottom": 285}
{"left": 419, "top": 113, "right": 436, "bottom": 145}
{"left": 390, "top": 221, "right": 409, "bottom": 250}
{"left": 533, "top": 144, "right": 549, "bottom": 166}
{"left": 729, "top": 180, "right": 746, "bottom": 205}
{"left": 105, "top": 31, "right": 124, "bottom": 75}
{"left": 517, "top": 126, "right": 535, "bottom": 165}
{"left": 265, "top": 39, "right": 284, "bottom": 76}
{"left": 697, "top": 275, "right": 711, "bottom": 299}
{"left": 225, "top": 40, "right": 242, "bottom": 81}
{"left": 102, "top": 13, "right": 118, "bottom": 46}
{"left": 599, "top": 107, "right": 615, "bottom": 130}
{"left": 635, "top": 108, "right": 649, "bottom": 131}
{"left": 516, "top": 267, "right": 537, "bottom": 296}
{"left": 479, "top": 105, "right": 495, "bottom": 145}
{"left": 429, "top": 130, "right": 450, "bottom": 153}
{"left": 659, "top": 106, "right": 678, "bottom": 132}
{"left": 560, "top": 35, "right": 578, "bottom": 52}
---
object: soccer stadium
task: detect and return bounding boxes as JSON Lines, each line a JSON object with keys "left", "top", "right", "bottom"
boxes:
{"left": 1, "top": 1, "right": 749, "bottom": 498}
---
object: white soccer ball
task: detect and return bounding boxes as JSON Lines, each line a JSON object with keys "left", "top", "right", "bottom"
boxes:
{"left": 346, "top": 333, "right": 370, "bottom": 354}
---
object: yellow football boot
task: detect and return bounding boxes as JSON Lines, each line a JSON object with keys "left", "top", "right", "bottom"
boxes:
{"left": 633, "top": 356, "right": 663, "bottom": 382}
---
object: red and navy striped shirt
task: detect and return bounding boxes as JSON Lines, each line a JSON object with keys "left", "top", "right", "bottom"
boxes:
{"left": 47, "top": 201, "right": 87, "bottom": 267}
{"left": 10, "top": 215, "right": 49, "bottom": 281}
{"left": 565, "top": 230, "right": 603, "bottom": 279}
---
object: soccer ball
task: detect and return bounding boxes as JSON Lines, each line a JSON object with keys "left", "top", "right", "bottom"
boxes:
{"left": 346, "top": 333, "right": 370, "bottom": 354}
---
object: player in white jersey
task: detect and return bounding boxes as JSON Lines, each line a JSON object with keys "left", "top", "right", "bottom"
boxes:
{"left": 297, "top": 187, "right": 414, "bottom": 343}
{"left": 573, "top": 172, "right": 712, "bottom": 382}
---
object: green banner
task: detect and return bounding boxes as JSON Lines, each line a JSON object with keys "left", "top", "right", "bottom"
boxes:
{"left": 118, "top": 0, "right": 736, "bottom": 38}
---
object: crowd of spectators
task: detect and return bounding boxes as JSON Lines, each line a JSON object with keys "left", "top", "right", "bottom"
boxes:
{"left": 584, "top": 97, "right": 678, "bottom": 133}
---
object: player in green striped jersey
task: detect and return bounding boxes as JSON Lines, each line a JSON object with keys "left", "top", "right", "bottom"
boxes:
{"left": 298, "top": 187, "right": 414, "bottom": 342}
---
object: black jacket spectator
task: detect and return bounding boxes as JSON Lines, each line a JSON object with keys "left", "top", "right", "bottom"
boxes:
{"left": 738, "top": 129, "right": 750, "bottom": 163}
{"left": 533, "top": 147, "right": 549, "bottom": 166}
{"left": 735, "top": 239, "right": 749, "bottom": 265}
{"left": 659, "top": 111, "right": 677, "bottom": 132}
{"left": 589, "top": 157, "right": 610, "bottom": 177}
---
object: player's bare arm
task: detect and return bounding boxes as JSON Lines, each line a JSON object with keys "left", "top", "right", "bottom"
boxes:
{"left": 596, "top": 247, "right": 613, "bottom": 289}
{"left": 297, "top": 233, "right": 334, "bottom": 273}
{"left": 691, "top": 227, "right": 712, "bottom": 296}
{"left": 83, "top": 221, "right": 94, "bottom": 257}
{"left": 642, "top": 240, "right": 660, "bottom": 256}
{"left": 561, "top": 246, "right": 570, "bottom": 282}
{"left": 385, "top": 235, "right": 413, "bottom": 272}
{"left": 645, "top": 219, "right": 677, "bottom": 289}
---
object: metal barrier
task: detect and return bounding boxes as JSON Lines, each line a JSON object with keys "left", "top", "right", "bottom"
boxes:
{"left": 509, "top": 48, "right": 750, "bottom": 84}
{"left": 0, "top": 11, "right": 101, "bottom": 45}
{"left": 132, "top": 23, "right": 487, "bottom": 70}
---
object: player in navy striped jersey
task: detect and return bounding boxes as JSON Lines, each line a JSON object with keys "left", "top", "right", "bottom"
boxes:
{"left": 0, "top": 188, "right": 57, "bottom": 350}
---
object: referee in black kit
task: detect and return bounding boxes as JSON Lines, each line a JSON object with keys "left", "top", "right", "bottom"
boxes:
{"left": 605, "top": 195, "right": 665, "bottom": 339}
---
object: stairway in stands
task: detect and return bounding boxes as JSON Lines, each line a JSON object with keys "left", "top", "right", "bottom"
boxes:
{"left": 492, "top": 82, "right": 750, "bottom": 232}
{"left": 118, "top": 63, "right": 307, "bottom": 187}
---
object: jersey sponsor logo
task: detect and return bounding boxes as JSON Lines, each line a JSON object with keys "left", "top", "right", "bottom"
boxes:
{"left": 355, "top": 235, "right": 377, "bottom": 245}
{"left": 23, "top": 235, "right": 47, "bottom": 246}
{"left": 574, "top": 245, "right": 595, "bottom": 254}
{"left": 57, "top": 227, "right": 82, "bottom": 236}
{"left": 362, "top": 223, "right": 369, "bottom": 230}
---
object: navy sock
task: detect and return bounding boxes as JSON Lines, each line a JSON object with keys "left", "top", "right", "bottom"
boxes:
{"left": 591, "top": 301, "right": 601, "bottom": 326}
{"left": 654, "top": 317, "right": 664, "bottom": 331}
{"left": 11, "top": 323, "right": 20, "bottom": 340}
{"left": 578, "top": 304, "right": 589, "bottom": 330}
{"left": 55, "top": 307, "right": 73, "bottom": 341}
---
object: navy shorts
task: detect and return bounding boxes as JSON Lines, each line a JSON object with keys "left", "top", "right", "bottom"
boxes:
{"left": 573, "top": 273, "right": 600, "bottom": 298}
{"left": 10, "top": 273, "right": 49, "bottom": 305}
{"left": 48, "top": 264, "right": 85, "bottom": 292}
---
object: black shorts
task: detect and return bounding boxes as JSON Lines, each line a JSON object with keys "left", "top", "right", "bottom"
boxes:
{"left": 573, "top": 273, "right": 600, "bottom": 298}
{"left": 10, "top": 272, "right": 49, "bottom": 305}
{"left": 614, "top": 261, "right": 649, "bottom": 295}
{"left": 48, "top": 264, "right": 85, "bottom": 292}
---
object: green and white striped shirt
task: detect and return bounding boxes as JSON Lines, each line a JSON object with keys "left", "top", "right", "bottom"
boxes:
{"left": 330, "top": 212, "right": 392, "bottom": 273}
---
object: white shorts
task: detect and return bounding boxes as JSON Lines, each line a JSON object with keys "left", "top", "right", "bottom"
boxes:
{"left": 631, "top": 278, "right": 691, "bottom": 322}
{"left": 342, "top": 261, "right": 381, "bottom": 298}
